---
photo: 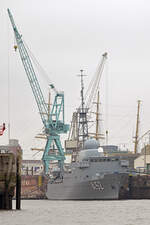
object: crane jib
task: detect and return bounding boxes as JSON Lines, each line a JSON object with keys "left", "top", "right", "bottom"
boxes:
{"left": 8, "top": 8, "right": 69, "bottom": 174}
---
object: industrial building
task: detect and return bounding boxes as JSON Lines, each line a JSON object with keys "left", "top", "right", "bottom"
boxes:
{"left": 21, "top": 160, "right": 44, "bottom": 175}
{"left": 134, "top": 145, "right": 150, "bottom": 172}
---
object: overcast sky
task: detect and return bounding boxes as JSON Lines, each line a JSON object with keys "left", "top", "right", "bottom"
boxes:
{"left": 1, "top": 0, "right": 150, "bottom": 158}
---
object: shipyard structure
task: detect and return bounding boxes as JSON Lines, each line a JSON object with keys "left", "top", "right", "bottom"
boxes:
{"left": 5, "top": 9, "right": 150, "bottom": 201}
{"left": 0, "top": 139, "right": 22, "bottom": 209}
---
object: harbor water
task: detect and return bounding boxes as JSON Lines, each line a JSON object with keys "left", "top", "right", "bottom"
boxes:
{"left": 0, "top": 200, "right": 150, "bottom": 225}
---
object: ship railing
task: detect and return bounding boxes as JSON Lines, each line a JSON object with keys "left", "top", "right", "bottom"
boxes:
{"left": 135, "top": 167, "right": 150, "bottom": 175}
{"left": 49, "top": 179, "right": 63, "bottom": 184}
{"left": 76, "top": 161, "right": 90, "bottom": 168}
{"left": 0, "top": 149, "right": 9, "bottom": 154}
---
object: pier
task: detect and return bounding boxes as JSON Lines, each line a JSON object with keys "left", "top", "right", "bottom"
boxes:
{"left": 0, "top": 140, "right": 22, "bottom": 210}
{"left": 0, "top": 152, "right": 16, "bottom": 209}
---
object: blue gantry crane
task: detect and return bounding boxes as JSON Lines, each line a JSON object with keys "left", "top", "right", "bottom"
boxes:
{"left": 7, "top": 9, "right": 69, "bottom": 174}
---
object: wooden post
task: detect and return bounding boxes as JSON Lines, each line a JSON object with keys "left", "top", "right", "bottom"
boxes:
{"left": 128, "top": 175, "right": 133, "bottom": 199}
{"left": 32, "top": 166, "right": 34, "bottom": 175}
{"left": 4, "top": 181, "right": 10, "bottom": 210}
{"left": 16, "top": 154, "right": 21, "bottom": 210}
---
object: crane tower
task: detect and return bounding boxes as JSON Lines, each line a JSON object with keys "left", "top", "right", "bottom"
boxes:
{"left": 7, "top": 9, "right": 69, "bottom": 174}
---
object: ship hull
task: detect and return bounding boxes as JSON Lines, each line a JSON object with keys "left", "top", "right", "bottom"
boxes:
{"left": 46, "top": 173, "right": 127, "bottom": 200}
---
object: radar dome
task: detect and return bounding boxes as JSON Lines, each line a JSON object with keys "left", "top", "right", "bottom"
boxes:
{"left": 98, "top": 147, "right": 104, "bottom": 153}
{"left": 84, "top": 139, "right": 99, "bottom": 150}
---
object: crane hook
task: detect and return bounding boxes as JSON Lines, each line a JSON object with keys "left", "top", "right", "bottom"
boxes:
{"left": 14, "top": 45, "right": 17, "bottom": 51}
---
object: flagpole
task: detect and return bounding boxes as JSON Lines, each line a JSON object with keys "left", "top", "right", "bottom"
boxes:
{"left": 7, "top": 19, "right": 10, "bottom": 144}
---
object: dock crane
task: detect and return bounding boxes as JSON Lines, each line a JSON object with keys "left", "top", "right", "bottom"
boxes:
{"left": 7, "top": 9, "right": 69, "bottom": 174}
{"left": 84, "top": 53, "right": 107, "bottom": 141}
{"left": 84, "top": 52, "right": 107, "bottom": 114}
{"left": 69, "top": 53, "right": 107, "bottom": 141}
{"left": 66, "top": 53, "right": 107, "bottom": 160}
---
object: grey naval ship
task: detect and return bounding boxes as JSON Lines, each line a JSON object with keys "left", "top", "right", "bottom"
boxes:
{"left": 46, "top": 68, "right": 129, "bottom": 200}
{"left": 46, "top": 139, "right": 129, "bottom": 200}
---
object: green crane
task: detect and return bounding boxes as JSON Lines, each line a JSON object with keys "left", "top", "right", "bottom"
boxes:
{"left": 8, "top": 9, "right": 69, "bottom": 174}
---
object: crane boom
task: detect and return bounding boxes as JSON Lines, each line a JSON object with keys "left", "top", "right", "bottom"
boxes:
{"left": 68, "top": 53, "right": 107, "bottom": 148}
{"left": 8, "top": 9, "right": 69, "bottom": 174}
{"left": 7, "top": 9, "right": 48, "bottom": 126}
{"left": 85, "top": 52, "right": 107, "bottom": 110}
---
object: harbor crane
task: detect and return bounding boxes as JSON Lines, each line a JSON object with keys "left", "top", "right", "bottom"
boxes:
{"left": 66, "top": 54, "right": 107, "bottom": 161}
{"left": 84, "top": 52, "right": 107, "bottom": 114}
{"left": 68, "top": 53, "right": 107, "bottom": 143}
{"left": 8, "top": 9, "right": 69, "bottom": 174}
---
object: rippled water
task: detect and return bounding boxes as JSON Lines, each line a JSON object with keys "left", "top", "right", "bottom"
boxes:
{"left": 0, "top": 200, "right": 150, "bottom": 225}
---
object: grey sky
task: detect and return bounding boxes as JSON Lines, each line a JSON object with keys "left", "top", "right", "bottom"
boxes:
{"left": 0, "top": 0, "right": 150, "bottom": 158}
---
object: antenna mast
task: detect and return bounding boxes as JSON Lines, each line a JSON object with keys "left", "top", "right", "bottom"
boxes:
{"left": 77, "top": 70, "right": 88, "bottom": 147}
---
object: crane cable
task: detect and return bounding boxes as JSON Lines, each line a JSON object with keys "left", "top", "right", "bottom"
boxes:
{"left": 84, "top": 54, "right": 107, "bottom": 123}
{"left": 84, "top": 53, "right": 107, "bottom": 112}
{"left": 23, "top": 40, "right": 57, "bottom": 93}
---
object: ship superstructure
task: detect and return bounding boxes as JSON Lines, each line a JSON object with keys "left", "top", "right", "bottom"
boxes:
{"left": 46, "top": 139, "right": 129, "bottom": 200}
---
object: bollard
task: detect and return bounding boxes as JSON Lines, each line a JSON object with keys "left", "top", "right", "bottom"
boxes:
{"left": 16, "top": 154, "right": 21, "bottom": 210}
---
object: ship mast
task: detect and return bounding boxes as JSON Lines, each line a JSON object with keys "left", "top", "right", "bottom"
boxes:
{"left": 78, "top": 70, "right": 88, "bottom": 148}
{"left": 89, "top": 90, "right": 105, "bottom": 142}
{"left": 134, "top": 100, "right": 141, "bottom": 154}
{"left": 95, "top": 91, "right": 100, "bottom": 140}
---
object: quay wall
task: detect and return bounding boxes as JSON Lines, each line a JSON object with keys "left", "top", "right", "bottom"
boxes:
{"left": 119, "top": 174, "right": 150, "bottom": 199}
{"left": 20, "top": 175, "right": 48, "bottom": 199}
